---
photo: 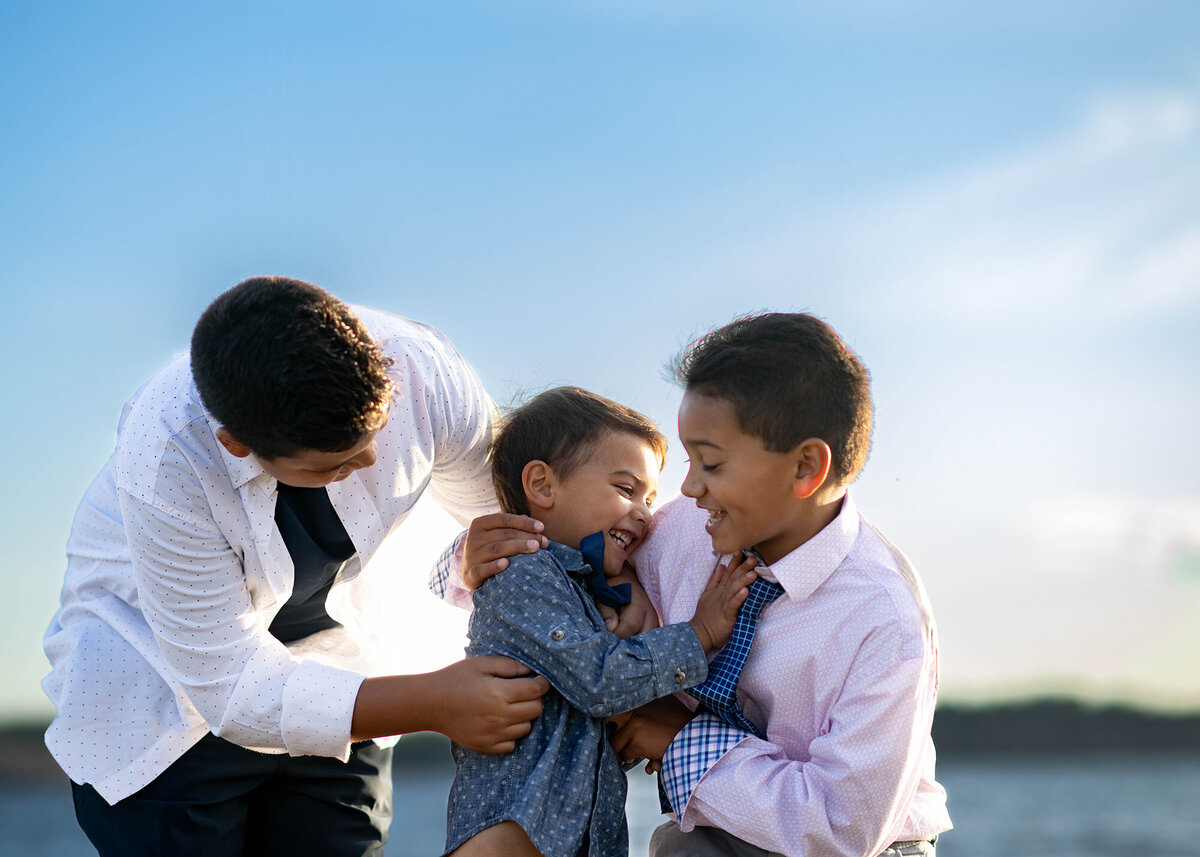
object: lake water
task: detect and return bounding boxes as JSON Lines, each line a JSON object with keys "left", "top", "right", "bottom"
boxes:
{"left": 3, "top": 751, "right": 1198, "bottom": 856}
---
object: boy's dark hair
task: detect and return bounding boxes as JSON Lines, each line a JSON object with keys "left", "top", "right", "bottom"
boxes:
{"left": 490, "top": 386, "right": 668, "bottom": 516}
{"left": 191, "top": 276, "right": 393, "bottom": 460}
{"left": 672, "top": 312, "right": 873, "bottom": 484}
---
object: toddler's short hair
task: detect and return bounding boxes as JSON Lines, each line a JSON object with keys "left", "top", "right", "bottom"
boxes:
{"left": 672, "top": 312, "right": 873, "bottom": 484}
{"left": 490, "top": 386, "right": 667, "bottom": 515}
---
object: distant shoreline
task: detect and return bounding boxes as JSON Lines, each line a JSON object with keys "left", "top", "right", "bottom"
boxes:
{"left": 932, "top": 698, "right": 1200, "bottom": 754}
{"left": 6, "top": 699, "right": 1199, "bottom": 783}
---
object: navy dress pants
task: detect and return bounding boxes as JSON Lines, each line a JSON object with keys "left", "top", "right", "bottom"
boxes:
{"left": 71, "top": 733, "right": 393, "bottom": 857}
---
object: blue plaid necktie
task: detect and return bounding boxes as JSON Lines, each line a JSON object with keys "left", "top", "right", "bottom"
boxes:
{"left": 686, "top": 575, "right": 784, "bottom": 738}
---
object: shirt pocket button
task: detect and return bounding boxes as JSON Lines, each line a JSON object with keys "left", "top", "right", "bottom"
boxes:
{"left": 551, "top": 628, "right": 566, "bottom": 641}
{"left": 674, "top": 668, "right": 687, "bottom": 684}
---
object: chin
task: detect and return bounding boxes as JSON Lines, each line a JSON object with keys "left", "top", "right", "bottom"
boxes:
{"left": 708, "top": 537, "right": 735, "bottom": 556}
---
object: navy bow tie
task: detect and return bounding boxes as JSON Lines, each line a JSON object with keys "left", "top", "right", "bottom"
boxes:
{"left": 579, "top": 531, "right": 632, "bottom": 608}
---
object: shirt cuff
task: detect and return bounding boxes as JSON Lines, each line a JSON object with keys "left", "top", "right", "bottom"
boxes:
{"left": 280, "top": 659, "right": 366, "bottom": 759}
{"left": 661, "top": 711, "right": 752, "bottom": 826}
{"left": 429, "top": 532, "right": 474, "bottom": 610}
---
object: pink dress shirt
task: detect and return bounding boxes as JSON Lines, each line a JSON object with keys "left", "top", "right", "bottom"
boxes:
{"left": 635, "top": 493, "right": 952, "bottom": 857}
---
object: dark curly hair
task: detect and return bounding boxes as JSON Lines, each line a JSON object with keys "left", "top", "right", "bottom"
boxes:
{"left": 191, "top": 276, "right": 393, "bottom": 460}
{"left": 671, "top": 312, "right": 873, "bottom": 484}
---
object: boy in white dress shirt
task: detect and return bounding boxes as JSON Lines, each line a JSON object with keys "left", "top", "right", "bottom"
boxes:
{"left": 43, "top": 277, "right": 549, "bottom": 857}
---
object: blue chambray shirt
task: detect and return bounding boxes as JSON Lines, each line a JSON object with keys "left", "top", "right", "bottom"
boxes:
{"left": 444, "top": 541, "right": 709, "bottom": 857}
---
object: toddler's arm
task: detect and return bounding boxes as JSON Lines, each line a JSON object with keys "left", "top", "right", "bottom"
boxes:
{"left": 469, "top": 553, "right": 715, "bottom": 719}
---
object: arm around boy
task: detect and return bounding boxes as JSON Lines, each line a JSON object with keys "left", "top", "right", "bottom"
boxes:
{"left": 42, "top": 277, "right": 549, "bottom": 856}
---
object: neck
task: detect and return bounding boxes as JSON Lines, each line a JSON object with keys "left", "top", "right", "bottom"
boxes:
{"left": 758, "top": 487, "right": 846, "bottom": 566}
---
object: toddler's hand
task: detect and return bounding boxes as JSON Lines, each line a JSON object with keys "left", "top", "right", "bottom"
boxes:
{"left": 597, "top": 563, "right": 660, "bottom": 638}
{"left": 688, "top": 552, "right": 757, "bottom": 653}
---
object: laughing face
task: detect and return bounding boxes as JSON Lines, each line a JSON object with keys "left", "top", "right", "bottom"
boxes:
{"left": 542, "top": 431, "right": 659, "bottom": 577}
{"left": 677, "top": 390, "right": 809, "bottom": 566}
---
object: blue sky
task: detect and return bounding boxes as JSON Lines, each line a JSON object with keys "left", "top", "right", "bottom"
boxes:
{"left": 3, "top": 1, "right": 1199, "bottom": 721}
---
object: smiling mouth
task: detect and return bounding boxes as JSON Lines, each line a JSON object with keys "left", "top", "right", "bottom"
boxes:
{"left": 608, "top": 529, "right": 636, "bottom": 551}
{"left": 705, "top": 509, "right": 726, "bottom": 526}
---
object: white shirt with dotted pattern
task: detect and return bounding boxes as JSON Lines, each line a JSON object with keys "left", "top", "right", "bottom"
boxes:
{"left": 42, "top": 307, "right": 498, "bottom": 804}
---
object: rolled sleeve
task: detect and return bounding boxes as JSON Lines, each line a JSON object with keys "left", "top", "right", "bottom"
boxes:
{"left": 281, "top": 660, "right": 366, "bottom": 758}
{"left": 121, "top": 491, "right": 365, "bottom": 754}
{"left": 429, "top": 531, "right": 474, "bottom": 610}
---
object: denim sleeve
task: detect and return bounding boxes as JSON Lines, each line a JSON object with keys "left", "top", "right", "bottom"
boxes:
{"left": 468, "top": 552, "right": 708, "bottom": 718}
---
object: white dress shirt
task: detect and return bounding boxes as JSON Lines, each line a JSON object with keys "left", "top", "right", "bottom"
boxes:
{"left": 636, "top": 493, "right": 952, "bottom": 857}
{"left": 42, "top": 307, "right": 499, "bottom": 804}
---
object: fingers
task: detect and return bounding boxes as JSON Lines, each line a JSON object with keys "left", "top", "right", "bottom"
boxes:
{"left": 728, "top": 551, "right": 758, "bottom": 577}
{"left": 708, "top": 550, "right": 755, "bottom": 590}
{"left": 473, "top": 657, "right": 552, "bottom": 701}
{"left": 474, "top": 719, "right": 534, "bottom": 755}
{"left": 609, "top": 723, "right": 634, "bottom": 762}
{"left": 468, "top": 513, "right": 548, "bottom": 550}
{"left": 473, "top": 655, "right": 536, "bottom": 678}
{"left": 464, "top": 534, "right": 546, "bottom": 587}
{"left": 598, "top": 603, "right": 619, "bottom": 632}
{"left": 472, "top": 535, "right": 546, "bottom": 561}
{"left": 611, "top": 602, "right": 658, "bottom": 639}
{"left": 506, "top": 678, "right": 551, "bottom": 706}
{"left": 725, "top": 555, "right": 758, "bottom": 594}
{"left": 469, "top": 511, "right": 546, "bottom": 536}
{"left": 463, "top": 514, "right": 550, "bottom": 588}
{"left": 605, "top": 711, "right": 632, "bottom": 730}
{"left": 704, "top": 556, "right": 731, "bottom": 591}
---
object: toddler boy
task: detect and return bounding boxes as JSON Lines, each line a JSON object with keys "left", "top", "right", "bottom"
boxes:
{"left": 442, "top": 386, "right": 757, "bottom": 857}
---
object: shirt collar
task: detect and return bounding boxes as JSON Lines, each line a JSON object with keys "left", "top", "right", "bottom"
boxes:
{"left": 756, "top": 491, "right": 860, "bottom": 602}
{"left": 545, "top": 539, "right": 587, "bottom": 574}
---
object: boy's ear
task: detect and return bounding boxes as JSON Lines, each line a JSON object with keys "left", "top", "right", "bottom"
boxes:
{"left": 216, "top": 427, "right": 253, "bottom": 459}
{"left": 521, "top": 460, "right": 556, "bottom": 511}
{"left": 792, "top": 438, "right": 833, "bottom": 499}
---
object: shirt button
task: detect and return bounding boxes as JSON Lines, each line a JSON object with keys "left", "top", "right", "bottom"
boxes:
{"left": 551, "top": 629, "right": 565, "bottom": 641}
{"left": 674, "top": 668, "right": 687, "bottom": 685}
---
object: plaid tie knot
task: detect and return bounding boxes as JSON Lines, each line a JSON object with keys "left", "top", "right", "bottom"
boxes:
{"left": 686, "top": 575, "right": 784, "bottom": 738}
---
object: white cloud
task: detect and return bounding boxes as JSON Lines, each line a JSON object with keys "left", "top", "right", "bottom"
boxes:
{"left": 871, "top": 90, "right": 1200, "bottom": 322}
{"left": 714, "top": 86, "right": 1200, "bottom": 330}
{"left": 1019, "top": 493, "right": 1200, "bottom": 582}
